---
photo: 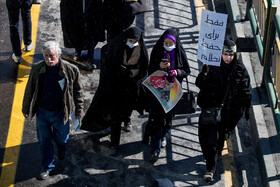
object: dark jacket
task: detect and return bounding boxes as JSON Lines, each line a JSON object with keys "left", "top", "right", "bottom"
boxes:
{"left": 81, "top": 27, "right": 149, "bottom": 132}
{"left": 195, "top": 56, "right": 251, "bottom": 131}
{"left": 22, "top": 59, "right": 84, "bottom": 124}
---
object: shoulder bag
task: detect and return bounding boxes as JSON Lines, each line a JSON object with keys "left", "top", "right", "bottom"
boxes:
{"left": 170, "top": 77, "right": 197, "bottom": 115}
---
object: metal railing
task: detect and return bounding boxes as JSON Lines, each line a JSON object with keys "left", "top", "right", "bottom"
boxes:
{"left": 246, "top": 0, "right": 280, "bottom": 137}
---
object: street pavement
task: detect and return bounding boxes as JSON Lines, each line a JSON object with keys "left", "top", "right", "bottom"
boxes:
{"left": 0, "top": 0, "right": 268, "bottom": 186}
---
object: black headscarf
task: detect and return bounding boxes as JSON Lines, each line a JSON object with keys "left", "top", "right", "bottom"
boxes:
{"left": 220, "top": 37, "right": 237, "bottom": 76}
{"left": 125, "top": 27, "right": 142, "bottom": 60}
{"left": 148, "top": 29, "right": 190, "bottom": 82}
{"left": 125, "top": 27, "right": 142, "bottom": 40}
{"left": 101, "top": 26, "right": 149, "bottom": 80}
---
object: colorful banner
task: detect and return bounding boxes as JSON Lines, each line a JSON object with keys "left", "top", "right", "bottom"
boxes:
{"left": 197, "top": 9, "right": 228, "bottom": 66}
{"left": 142, "top": 70, "right": 183, "bottom": 113}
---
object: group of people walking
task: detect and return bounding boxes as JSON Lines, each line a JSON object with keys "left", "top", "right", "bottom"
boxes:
{"left": 8, "top": 0, "right": 251, "bottom": 184}
{"left": 60, "top": 0, "right": 147, "bottom": 68}
{"left": 21, "top": 27, "right": 251, "bottom": 183}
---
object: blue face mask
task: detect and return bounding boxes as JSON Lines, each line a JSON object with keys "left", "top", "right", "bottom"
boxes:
{"left": 163, "top": 44, "right": 176, "bottom": 51}
{"left": 126, "top": 41, "right": 139, "bottom": 48}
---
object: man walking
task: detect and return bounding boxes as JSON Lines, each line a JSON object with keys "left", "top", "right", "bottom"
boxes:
{"left": 22, "top": 41, "right": 84, "bottom": 180}
{"left": 6, "top": 0, "right": 34, "bottom": 64}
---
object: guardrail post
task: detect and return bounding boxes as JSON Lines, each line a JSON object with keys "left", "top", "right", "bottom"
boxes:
{"left": 245, "top": 0, "right": 252, "bottom": 20}
{"left": 262, "top": 5, "right": 277, "bottom": 87}
{"left": 262, "top": 0, "right": 275, "bottom": 66}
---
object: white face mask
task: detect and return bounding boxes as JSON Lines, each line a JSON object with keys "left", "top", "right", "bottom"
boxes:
{"left": 163, "top": 44, "right": 176, "bottom": 51}
{"left": 126, "top": 41, "right": 139, "bottom": 48}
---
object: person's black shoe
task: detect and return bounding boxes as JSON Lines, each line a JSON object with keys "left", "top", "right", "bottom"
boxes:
{"left": 203, "top": 171, "right": 214, "bottom": 183}
{"left": 161, "top": 136, "right": 167, "bottom": 148}
{"left": 38, "top": 170, "right": 50, "bottom": 180}
{"left": 57, "top": 146, "right": 66, "bottom": 161}
{"left": 88, "top": 59, "right": 97, "bottom": 69}
{"left": 123, "top": 122, "right": 132, "bottom": 132}
{"left": 150, "top": 151, "right": 159, "bottom": 163}
{"left": 91, "top": 63, "right": 97, "bottom": 69}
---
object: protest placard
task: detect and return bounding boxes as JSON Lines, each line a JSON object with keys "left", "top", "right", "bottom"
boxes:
{"left": 142, "top": 70, "right": 183, "bottom": 113}
{"left": 197, "top": 9, "right": 228, "bottom": 66}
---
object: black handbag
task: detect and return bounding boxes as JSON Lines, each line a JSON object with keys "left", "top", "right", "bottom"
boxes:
{"left": 199, "top": 107, "right": 221, "bottom": 124}
{"left": 170, "top": 78, "right": 197, "bottom": 114}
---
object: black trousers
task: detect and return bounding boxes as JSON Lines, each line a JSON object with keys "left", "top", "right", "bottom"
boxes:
{"left": 6, "top": 0, "right": 32, "bottom": 56}
{"left": 110, "top": 109, "right": 133, "bottom": 148}
{"left": 198, "top": 123, "right": 226, "bottom": 173}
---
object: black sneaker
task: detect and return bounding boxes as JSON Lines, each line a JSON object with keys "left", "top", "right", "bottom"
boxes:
{"left": 123, "top": 122, "right": 132, "bottom": 132}
{"left": 150, "top": 151, "right": 159, "bottom": 163}
{"left": 161, "top": 137, "right": 167, "bottom": 148}
{"left": 91, "top": 63, "right": 97, "bottom": 69}
{"left": 38, "top": 170, "right": 50, "bottom": 180}
{"left": 203, "top": 171, "right": 214, "bottom": 183}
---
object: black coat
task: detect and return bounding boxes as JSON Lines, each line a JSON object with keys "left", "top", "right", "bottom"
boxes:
{"left": 145, "top": 29, "right": 190, "bottom": 136}
{"left": 81, "top": 28, "right": 149, "bottom": 132}
{"left": 60, "top": 0, "right": 105, "bottom": 49}
{"left": 195, "top": 56, "right": 251, "bottom": 131}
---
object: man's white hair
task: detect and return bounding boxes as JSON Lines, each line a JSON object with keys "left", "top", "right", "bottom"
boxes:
{"left": 42, "top": 41, "right": 62, "bottom": 56}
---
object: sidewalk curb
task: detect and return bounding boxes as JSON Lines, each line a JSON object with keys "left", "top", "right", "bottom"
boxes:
{"left": 226, "top": 0, "right": 280, "bottom": 186}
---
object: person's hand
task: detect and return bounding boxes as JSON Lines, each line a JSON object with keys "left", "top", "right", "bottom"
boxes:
{"left": 162, "top": 73, "right": 175, "bottom": 83}
{"left": 23, "top": 113, "right": 29, "bottom": 118}
{"left": 168, "top": 70, "right": 177, "bottom": 77}
{"left": 160, "top": 60, "right": 170, "bottom": 69}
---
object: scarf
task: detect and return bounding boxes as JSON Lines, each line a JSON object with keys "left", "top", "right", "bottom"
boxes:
{"left": 163, "top": 34, "right": 176, "bottom": 70}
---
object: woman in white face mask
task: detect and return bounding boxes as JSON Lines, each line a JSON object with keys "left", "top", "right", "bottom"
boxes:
{"left": 81, "top": 26, "right": 149, "bottom": 156}
{"left": 143, "top": 29, "right": 190, "bottom": 163}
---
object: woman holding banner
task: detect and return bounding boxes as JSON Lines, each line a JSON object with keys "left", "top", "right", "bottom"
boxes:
{"left": 144, "top": 29, "right": 190, "bottom": 163}
{"left": 195, "top": 37, "right": 251, "bottom": 183}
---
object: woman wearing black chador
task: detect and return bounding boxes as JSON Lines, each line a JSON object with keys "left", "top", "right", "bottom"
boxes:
{"left": 195, "top": 37, "right": 251, "bottom": 183}
{"left": 81, "top": 27, "right": 149, "bottom": 156}
{"left": 144, "top": 29, "right": 190, "bottom": 163}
